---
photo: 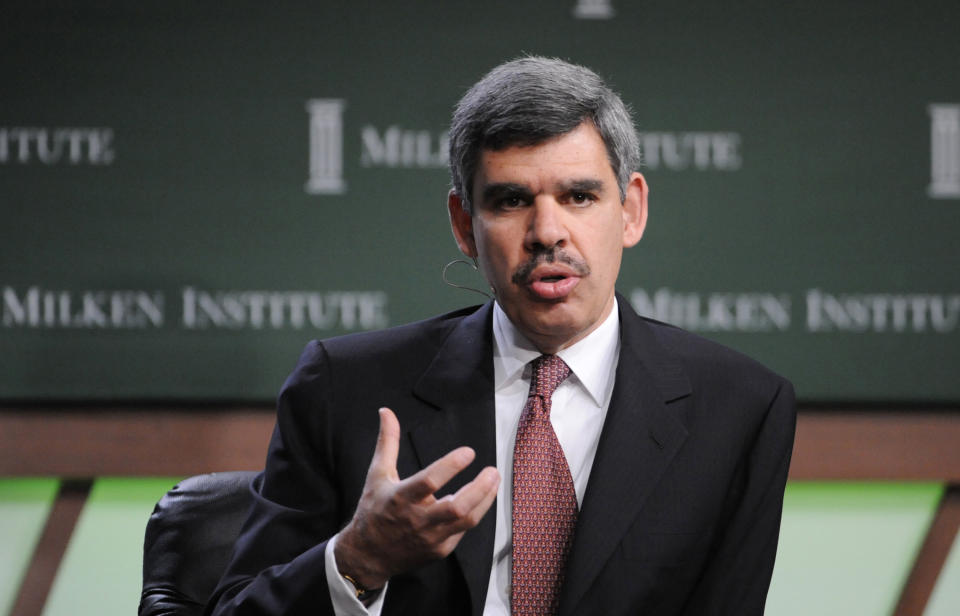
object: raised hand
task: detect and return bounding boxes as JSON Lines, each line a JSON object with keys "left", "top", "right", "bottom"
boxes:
{"left": 334, "top": 407, "right": 500, "bottom": 590}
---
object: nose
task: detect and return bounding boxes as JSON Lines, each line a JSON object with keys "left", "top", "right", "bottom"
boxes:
{"left": 524, "top": 197, "right": 569, "bottom": 252}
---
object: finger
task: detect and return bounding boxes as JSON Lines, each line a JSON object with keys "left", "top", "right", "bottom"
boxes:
{"left": 399, "top": 446, "right": 476, "bottom": 501}
{"left": 434, "top": 530, "right": 467, "bottom": 560}
{"left": 427, "top": 466, "right": 499, "bottom": 526}
{"left": 368, "top": 407, "right": 401, "bottom": 479}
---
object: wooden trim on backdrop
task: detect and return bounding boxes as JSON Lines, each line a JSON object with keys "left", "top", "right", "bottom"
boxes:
{"left": 1, "top": 406, "right": 958, "bottom": 478}
{"left": 0, "top": 407, "right": 275, "bottom": 476}
{"left": 11, "top": 479, "right": 92, "bottom": 616}
{"left": 894, "top": 484, "right": 960, "bottom": 616}
{"left": 788, "top": 410, "right": 960, "bottom": 481}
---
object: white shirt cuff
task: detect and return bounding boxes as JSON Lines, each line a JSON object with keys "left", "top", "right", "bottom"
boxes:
{"left": 324, "top": 533, "right": 387, "bottom": 616}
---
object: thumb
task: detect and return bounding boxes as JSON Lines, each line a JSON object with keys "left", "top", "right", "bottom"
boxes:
{"left": 369, "top": 406, "right": 401, "bottom": 480}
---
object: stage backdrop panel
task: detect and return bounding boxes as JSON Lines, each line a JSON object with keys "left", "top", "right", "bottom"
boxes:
{"left": 2, "top": 1, "right": 958, "bottom": 401}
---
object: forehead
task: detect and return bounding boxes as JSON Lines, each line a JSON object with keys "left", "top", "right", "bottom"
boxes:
{"left": 473, "top": 122, "right": 616, "bottom": 193}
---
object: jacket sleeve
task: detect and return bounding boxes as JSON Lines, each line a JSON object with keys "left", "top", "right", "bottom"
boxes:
{"left": 681, "top": 378, "right": 797, "bottom": 615}
{"left": 206, "top": 340, "right": 349, "bottom": 616}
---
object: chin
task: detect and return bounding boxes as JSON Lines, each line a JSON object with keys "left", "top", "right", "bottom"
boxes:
{"left": 526, "top": 315, "right": 584, "bottom": 344}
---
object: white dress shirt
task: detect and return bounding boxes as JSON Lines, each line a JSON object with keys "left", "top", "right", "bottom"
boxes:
{"left": 326, "top": 299, "right": 621, "bottom": 616}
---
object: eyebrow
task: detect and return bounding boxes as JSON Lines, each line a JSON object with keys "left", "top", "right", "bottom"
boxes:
{"left": 559, "top": 178, "right": 605, "bottom": 194}
{"left": 480, "top": 182, "right": 533, "bottom": 204}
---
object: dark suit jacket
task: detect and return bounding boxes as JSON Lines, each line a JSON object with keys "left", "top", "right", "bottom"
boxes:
{"left": 207, "top": 295, "right": 796, "bottom": 615}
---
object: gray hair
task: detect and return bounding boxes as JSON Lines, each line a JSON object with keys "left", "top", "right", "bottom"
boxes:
{"left": 448, "top": 56, "right": 639, "bottom": 211}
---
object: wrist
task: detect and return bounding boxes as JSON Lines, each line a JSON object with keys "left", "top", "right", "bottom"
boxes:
{"left": 334, "top": 523, "right": 390, "bottom": 590}
{"left": 341, "top": 573, "right": 383, "bottom": 605}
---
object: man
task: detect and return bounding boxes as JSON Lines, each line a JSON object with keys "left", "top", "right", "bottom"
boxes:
{"left": 208, "top": 56, "right": 795, "bottom": 616}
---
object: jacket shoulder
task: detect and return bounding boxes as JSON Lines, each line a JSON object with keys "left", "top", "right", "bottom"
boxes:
{"left": 630, "top": 313, "right": 794, "bottom": 404}
{"left": 283, "top": 304, "right": 483, "bottom": 385}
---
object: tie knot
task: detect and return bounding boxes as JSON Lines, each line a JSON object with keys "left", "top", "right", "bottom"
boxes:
{"left": 531, "top": 354, "right": 571, "bottom": 400}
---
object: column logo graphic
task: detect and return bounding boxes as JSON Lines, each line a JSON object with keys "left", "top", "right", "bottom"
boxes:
{"left": 306, "top": 99, "right": 347, "bottom": 195}
{"left": 929, "top": 103, "right": 960, "bottom": 199}
{"left": 573, "top": 0, "right": 614, "bottom": 19}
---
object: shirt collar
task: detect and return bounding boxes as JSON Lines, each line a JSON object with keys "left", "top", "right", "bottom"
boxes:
{"left": 492, "top": 298, "right": 621, "bottom": 407}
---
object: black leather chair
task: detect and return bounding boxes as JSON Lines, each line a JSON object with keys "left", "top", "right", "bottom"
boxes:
{"left": 139, "top": 471, "right": 258, "bottom": 616}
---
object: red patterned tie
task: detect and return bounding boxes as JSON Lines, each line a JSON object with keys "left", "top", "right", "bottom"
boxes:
{"left": 512, "top": 354, "right": 577, "bottom": 616}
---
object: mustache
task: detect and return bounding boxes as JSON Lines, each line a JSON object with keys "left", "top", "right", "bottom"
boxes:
{"left": 510, "top": 248, "right": 590, "bottom": 285}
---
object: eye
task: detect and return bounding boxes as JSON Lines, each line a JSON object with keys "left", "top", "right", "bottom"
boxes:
{"left": 496, "top": 195, "right": 527, "bottom": 209}
{"left": 570, "top": 191, "right": 595, "bottom": 206}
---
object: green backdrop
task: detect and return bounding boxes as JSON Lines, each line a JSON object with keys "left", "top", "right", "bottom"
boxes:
{"left": 2, "top": 1, "right": 958, "bottom": 401}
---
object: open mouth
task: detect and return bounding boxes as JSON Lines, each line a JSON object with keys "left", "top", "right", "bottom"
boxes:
{"left": 512, "top": 251, "right": 590, "bottom": 300}
{"left": 527, "top": 271, "right": 581, "bottom": 300}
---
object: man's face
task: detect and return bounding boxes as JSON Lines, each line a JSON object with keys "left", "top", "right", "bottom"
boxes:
{"left": 449, "top": 121, "right": 647, "bottom": 353}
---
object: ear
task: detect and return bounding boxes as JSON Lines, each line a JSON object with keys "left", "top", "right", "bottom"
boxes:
{"left": 447, "top": 190, "right": 478, "bottom": 258}
{"left": 621, "top": 172, "right": 648, "bottom": 248}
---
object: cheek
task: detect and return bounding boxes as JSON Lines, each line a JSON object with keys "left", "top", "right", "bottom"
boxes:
{"left": 475, "top": 226, "right": 517, "bottom": 265}
{"left": 584, "top": 225, "right": 625, "bottom": 278}
{"left": 472, "top": 237, "right": 509, "bottom": 284}
{"left": 484, "top": 251, "right": 517, "bottom": 284}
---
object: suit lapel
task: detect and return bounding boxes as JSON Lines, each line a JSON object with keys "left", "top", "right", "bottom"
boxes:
{"left": 559, "top": 299, "right": 692, "bottom": 616}
{"left": 409, "top": 302, "right": 497, "bottom": 616}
